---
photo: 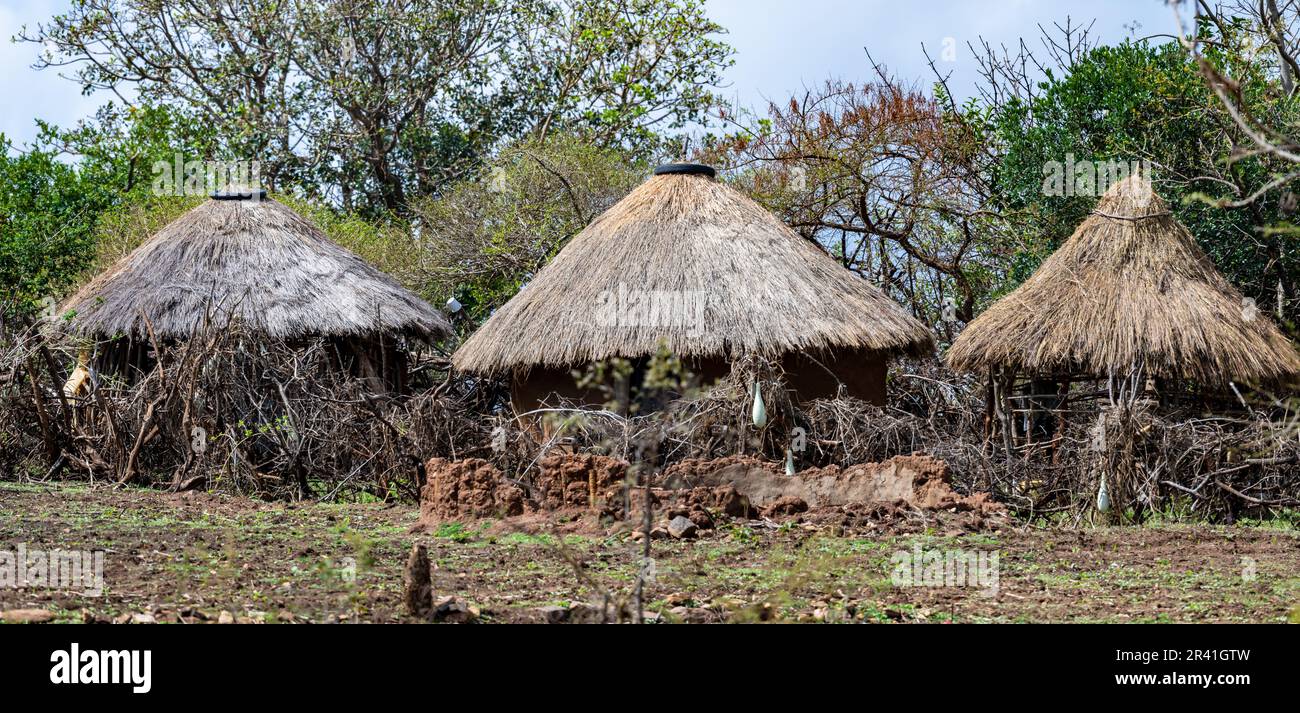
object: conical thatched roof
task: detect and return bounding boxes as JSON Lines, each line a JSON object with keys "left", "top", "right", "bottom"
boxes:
{"left": 947, "top": 175, "right": 1300, "bottom": 385}
{"left": 61, "top": 195, "right": 450, "bottom": 342}
{"left": 454, "top": 164, "right": 933, "bottom": 373}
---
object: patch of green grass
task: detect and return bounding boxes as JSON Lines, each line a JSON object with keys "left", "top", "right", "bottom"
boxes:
{"left": 961, "top": 534, "right": 1001, "bottom": 547}
{"left": 432, "top": 521, "right": 489, "bottom": 543}
{"left": 720, "top": 523, "right": 758, "bottom": 544}
{"left": 1235, "top": 509, "right": 1300, "bottom": 531}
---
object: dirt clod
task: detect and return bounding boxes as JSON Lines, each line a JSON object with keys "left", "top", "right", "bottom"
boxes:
{"left": 539, "top": 605, "right": 571, "bottom": 624}
{"left": 431, "top": 596, "right": 477, "bottom": 623}
{"left": 764, "top": 496, "right": 809, "bottom": 518}
{"left": 714, "top": 484, "right": 759, "bottom": 518}
{"left": 0, "top": 609, "right": 53, "bottom": 624}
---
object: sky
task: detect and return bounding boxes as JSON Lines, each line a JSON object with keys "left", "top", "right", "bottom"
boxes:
{"left": 0, "top": 0, "right": 1191, "bottom": 151}
{"left": 707, "top": 0, "right": 1187, "bottom": 110}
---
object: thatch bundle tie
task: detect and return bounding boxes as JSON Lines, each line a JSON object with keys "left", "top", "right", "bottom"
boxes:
{"left": 1089, "top": 210, "right": 1172, "bottom": 221}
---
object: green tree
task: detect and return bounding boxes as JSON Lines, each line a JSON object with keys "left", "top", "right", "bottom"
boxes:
{"left": 1, "top": 103, "right": 219, "bottom": 313}
{"left": 1, "top": 139, "right": 100, "bottom": 313}
{"left": 409, "top": 133, "right": 646, "bottom": 327}
{"left": 988, "top": 37, "right": 1300, "bottom": 327}
{"left": 26, "top": 0, "right": 731, "bottom": 214}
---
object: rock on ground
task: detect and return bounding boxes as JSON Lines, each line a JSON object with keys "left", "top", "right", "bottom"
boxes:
{"left": 0, "top": 609, "right": 53, "bottom": 623}
{"left": 667, "top": 516, "right": 698, "bottom": 539}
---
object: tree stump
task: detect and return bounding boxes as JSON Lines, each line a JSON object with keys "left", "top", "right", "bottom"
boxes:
{"left": 402, "top": 543, "right": 432, "bottom": 618}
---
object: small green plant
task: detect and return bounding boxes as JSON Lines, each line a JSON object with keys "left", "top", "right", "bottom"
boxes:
{"left": 722, "top": 522, "right": 757, "bottom": 544}
{"left": 433, "top": 521, "right": 476, "bottom": 543}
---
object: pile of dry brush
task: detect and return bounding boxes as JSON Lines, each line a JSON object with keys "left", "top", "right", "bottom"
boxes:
{"left": 2, "top": 321, "right": 1296, "bottom": 522}
{"left": 0, "top": 321, "right": 490, "bottom": 501}
{"left": 486, "top": 357, "right": 1300, "bottom": 523}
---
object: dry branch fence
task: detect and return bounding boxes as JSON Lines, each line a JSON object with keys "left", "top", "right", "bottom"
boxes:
{"left": 0, "top": 320, "right": 489, "bottom": 501}
{"left": 2, "top": 320, "right": 1297, "bottom": 521}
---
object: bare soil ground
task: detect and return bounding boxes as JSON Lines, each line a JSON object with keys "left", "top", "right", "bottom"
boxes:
{"left": 1, "top": 481, "right": 1297, "bottom": 623}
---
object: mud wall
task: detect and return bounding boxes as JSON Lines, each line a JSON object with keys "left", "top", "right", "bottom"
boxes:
{"left": 419, "top": 451, "right": 1002, "bottom": 530}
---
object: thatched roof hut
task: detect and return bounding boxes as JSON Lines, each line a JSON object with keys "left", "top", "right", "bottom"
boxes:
{"left": 61, "top": 192, "right": 450, "bottom": 389}
{"left": 63, "top": 193, "right": 449, "bottom": 342}
{"left": 946, "top": 175, "right": 1300, "bottom": 386}
{"left": 454, "top": 164, "right": 933, "bottom": 408}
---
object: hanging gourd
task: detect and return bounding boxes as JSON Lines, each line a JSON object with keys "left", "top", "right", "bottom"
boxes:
{"left": 751, "top": 382, "right": 767, "bottom": 428}
{"left": 784, "top": 448, "right": 795, "bottom": 475}
{"left": 1096, "top": 476, "right": 1111, "bottom": 513}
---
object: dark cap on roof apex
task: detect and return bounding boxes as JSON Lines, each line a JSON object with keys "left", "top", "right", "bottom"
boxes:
{"left": 211, "top": 189, "right": 268, "bottom": 201}
{"left": 653, "top": 163, "right": 716, "bottom": 178}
